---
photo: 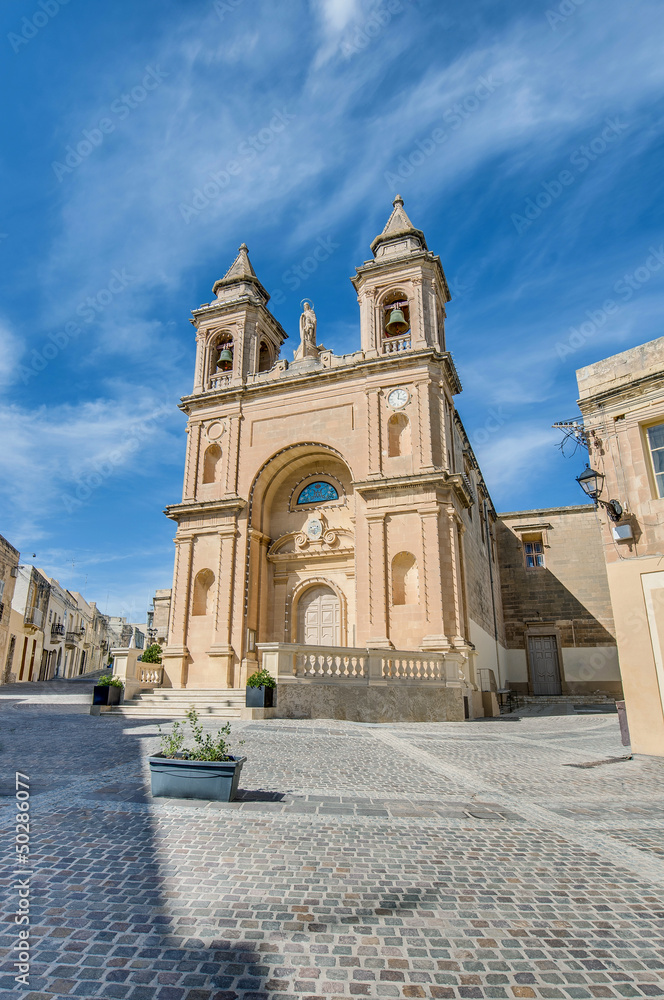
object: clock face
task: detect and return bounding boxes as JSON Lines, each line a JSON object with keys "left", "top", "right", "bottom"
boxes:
{"left": 388, "top": 387, "right": 409, "bottom": 409}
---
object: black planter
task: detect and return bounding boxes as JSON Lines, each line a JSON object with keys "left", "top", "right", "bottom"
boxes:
{"left": 246, "top": 684, "right": 274, "bottom": 708}
{"left": 92, "top": 685, "right": 122, "bottom": 706}
{"left": 148, "top": 754, "right": 247, "bottom": 801}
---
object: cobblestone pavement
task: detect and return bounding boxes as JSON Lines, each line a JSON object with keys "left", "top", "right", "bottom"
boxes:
{"left": 1, "top": 682, "right": 663, "bottom": 1000}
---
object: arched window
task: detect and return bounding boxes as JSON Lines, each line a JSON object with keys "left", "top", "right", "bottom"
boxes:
{"left": 192, "top": 569, "right": 214, "bottom": 616}
{"left": 202, "top": 444, "right": 222, "bottom": 484}
{"left": 392, "top": 552, "right": 419, "bottom": 606}
{"left": 388, "top": 413, "right": 411, "bottom": 457}
{"left": 297, "top": 481, "right": 339, "bottom": 505}
{"left": 258, "top": 340, "right": 273, "bottom": 373}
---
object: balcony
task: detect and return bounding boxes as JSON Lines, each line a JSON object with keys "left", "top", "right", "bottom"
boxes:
{"left": 65, "top": 631, "right": 80, "bottom": 646}
{"left": 209, "top": 372, "right": 232, "bottom": 390}
{"left": 51, "top": 623, "right": 66, "bottom": 638}
{"left": 382, "top": 334, "right": 411, "bottom": 354}
{"left": 24, "top": 607, "right": 44, "bottom": 631}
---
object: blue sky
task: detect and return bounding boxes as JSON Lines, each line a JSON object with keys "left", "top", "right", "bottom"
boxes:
{"left": 1, "top": 0, "right": 663, "bottom": 619}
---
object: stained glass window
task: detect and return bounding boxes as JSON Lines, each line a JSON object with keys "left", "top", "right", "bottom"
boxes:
{"left": 297, "top": 481, "right": 339, "bottom": 505}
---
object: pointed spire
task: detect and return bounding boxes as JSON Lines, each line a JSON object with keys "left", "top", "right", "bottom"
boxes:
{"left": 223, "top": 243, "right": 257, "bottom": 281}
{"left": 370, "top": 195, "right": 428, "bottom": 256}
{"left": 212, "top": 242, "right": 268, "bottom": 302}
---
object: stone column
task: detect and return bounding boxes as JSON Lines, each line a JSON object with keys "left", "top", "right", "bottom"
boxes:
{"left": 225, "top": 414, "right": 241, "bottom": 495}
{"left": 182, "top": 422, "right": 202, "bottom": 501}
{"left": 207, "top": 525, "right": 239, "bottom": 686}
{"left": 366, "top": 389, "right": 383, "bottom": 478}
{"left": 193, "top": 331, "right": 206, "bottom": 393}
{"left": 162, "top": 536, "right": 194, "bottom": 688}
{"left": 366, "top": 513, "right": 392, "bottom": 648}
{"left": 416, "top": 380, "right": 435, "bottom": 473}
{"left": 419, "top": 507, "right": 449, "bottom": 651}
{"left": 441, "top": 504, "right": 466, "bottom": 648}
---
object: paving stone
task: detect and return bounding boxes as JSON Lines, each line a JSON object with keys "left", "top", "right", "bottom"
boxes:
{"left": 0, "top": 702, "right": 663, "bottom": 999}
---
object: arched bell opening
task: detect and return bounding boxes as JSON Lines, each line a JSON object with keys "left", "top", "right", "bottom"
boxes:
{"left": 381, "top": 290, "right": 411, "bottom": 353}
{"left": 258, "top": 339, "right": 274, "bottom": 373}
{"left": 208, "top": 334, "right": 234, "bottom": 384}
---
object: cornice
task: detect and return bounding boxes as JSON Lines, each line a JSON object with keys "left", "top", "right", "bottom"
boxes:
{"left": 164, "top": 496, "right": 246, "bottom": 522}
{"left": 178, "top": 348, "right": 462, "bottom": 413}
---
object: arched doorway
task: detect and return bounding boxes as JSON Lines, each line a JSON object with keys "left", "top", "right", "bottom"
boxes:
{"left": 297, "top": 585, "right": 341, "bottom": 646}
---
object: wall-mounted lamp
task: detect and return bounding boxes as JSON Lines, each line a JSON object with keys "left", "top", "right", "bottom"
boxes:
{"left": 576, "top": 465, "right": 623, "bottom": 522}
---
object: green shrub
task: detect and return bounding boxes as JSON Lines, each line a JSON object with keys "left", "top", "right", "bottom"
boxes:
{"left": 98, "top": 675, "right": 124, "bottom": 688}
{"left": 141, "top": 643, "right": 162, "bottom": 663}
{"left": 246, "top": 668, "right": 276, "bottom": 689}
{"left": 158, "top": 708, "right": 244, "bottom": 762}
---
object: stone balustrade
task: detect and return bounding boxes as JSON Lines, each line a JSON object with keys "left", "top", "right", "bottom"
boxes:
{"left": 382, "top": 334, "right": 411, "bottom": 354}
{"left": 140, "top": 666, "right": 163, "bottom": 685}
{"left": 256, "top": 642, "right": 465, "bottom": 722}
{"left": 111, "top": 647, "right": 164, "bottom": 700}
{"left": 258, "top": 642, "right": 460, "bottom": 686}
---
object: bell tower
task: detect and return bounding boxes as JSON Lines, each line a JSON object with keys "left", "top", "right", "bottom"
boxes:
{"left": 352, "top": 195, "right": 450, "bottom": 358}
{"left": 191, "top": 244, "right": 287, "bottom": 394}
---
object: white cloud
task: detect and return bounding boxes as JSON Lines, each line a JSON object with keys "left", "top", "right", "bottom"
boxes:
{"left": 0, "top": 395, "right": 181, "bottom": 541}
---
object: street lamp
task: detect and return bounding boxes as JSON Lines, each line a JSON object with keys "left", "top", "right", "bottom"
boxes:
{"left": 576, "top": 465, "right": 623, "bottom": 522}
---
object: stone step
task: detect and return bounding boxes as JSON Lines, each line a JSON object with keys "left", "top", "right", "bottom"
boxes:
{"left": 105, "top": 686, "right": 248, "bottom": 718}
{"left": 106, "top": 704, "right": 243, "bottom": 718}
{"left": 520, "top": 694, "right": 615, "bottom": 704}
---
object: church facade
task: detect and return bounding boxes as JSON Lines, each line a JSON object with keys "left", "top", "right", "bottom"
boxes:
{"left": 159, "top": 197, "right": 620, "bottom": 720}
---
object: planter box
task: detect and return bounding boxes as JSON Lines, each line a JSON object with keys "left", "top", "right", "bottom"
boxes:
{"left": 246, "top": 684, "right": 274, "bottom": 708}
{"left": 93, "top": 684, "right": 122, "bottom": 706}
{"left": 148, "top": 754, "right": 247, "bottom": 801}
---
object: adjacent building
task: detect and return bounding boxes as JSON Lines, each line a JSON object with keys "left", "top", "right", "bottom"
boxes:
{"left": 496, "top": 505, "right": 619, "bottom": 696}
{"left": 0, "top": 535, "right": 20, "bottom": 684}
{"left": 577, "top": 336, "right": 664, "bottom": 754}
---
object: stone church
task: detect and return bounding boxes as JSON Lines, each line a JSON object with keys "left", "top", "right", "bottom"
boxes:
{"left": 158, "top": 197, "right": 621, "bottom": 720}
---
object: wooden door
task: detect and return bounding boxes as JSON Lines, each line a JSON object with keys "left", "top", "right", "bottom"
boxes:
{"left": 298, "top": 585, "right": 340, "bottom": 646}
{"left": 528, "top": 635, "right": 562, "bottom": 695}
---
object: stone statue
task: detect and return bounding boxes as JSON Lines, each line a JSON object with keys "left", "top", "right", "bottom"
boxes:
{"left": 295, "top": 301, "right": 319, "bottom": 360}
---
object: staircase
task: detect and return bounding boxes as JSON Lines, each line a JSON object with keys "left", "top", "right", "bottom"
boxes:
{"left": 105, "top": 688, "right": 246, "bottom": 719}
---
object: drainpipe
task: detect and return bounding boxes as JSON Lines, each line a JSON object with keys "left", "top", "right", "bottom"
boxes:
{"left": 484, "top": 500, "right": 502, "bottom": 688}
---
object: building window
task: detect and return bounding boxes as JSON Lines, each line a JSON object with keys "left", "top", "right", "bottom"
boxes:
{"left": 647, "top": 422, "right": 664, "bottom": 498}
{"left": 297, "top": 481, "right": 339, "bottom": 505}
{"left": 523, "top": 534, "right": 545, "bottom": 569}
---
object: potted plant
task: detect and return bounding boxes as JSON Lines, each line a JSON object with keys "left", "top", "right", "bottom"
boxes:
{"left": 149, "top": 708, "right": 246, "bottom": 802}
{"left": 246, "top": 667, "right": 276, "bottom": 708}
{"left": 93, "top": 675, "right": 124, "bottom": 706}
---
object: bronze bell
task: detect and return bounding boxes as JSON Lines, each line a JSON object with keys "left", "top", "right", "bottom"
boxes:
{"left": 217, "top": 348, "right": 233, "bottom": 368}
{"left": 385, "top": 307, "right": 409, "bottom": 336}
